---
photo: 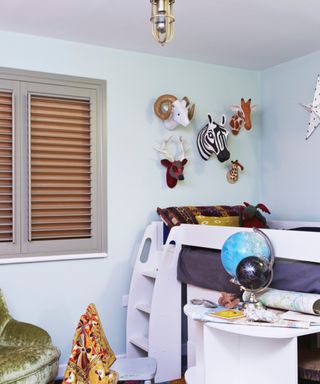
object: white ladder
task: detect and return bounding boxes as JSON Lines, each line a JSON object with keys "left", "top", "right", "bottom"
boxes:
{"left": 126, "top": 221, "right": 182, "bottom": 383}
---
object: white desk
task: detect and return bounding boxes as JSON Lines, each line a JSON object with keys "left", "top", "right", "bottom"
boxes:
{"left": 184, "top": 304, "right": 320, "bottom": 384}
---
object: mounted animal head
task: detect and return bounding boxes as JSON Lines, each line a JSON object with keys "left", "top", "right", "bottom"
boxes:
{"left": 154, "top": 94, "right": 195, "bottom": 130}
{"left": 155, "top": 135, "right": 189, "bottom": 188}
{"left": 197, "top": 113, "right": 230, "bottom": 163}
{"left": 230, "top": 98, "right": 257, "bottom": 134}
{"left": 227, "top": 160, "right": 244, "bottom": 184}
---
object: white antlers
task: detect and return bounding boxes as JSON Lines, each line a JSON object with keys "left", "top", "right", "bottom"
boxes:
{"left": 154, "top": 135, "right": 189, "bottom": 161}
{"left": 154, "top": 135, "right": 175, "bottom": 162}
{"left": 177, "top": 136, "right": 189, "bottom": 161}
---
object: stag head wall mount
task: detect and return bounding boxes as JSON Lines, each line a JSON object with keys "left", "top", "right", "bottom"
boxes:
{"left": 154, "top": 135, "right": 189, "bottom": 188}
{"left": 154, "top": 94, "right": 195, "bottom": 130}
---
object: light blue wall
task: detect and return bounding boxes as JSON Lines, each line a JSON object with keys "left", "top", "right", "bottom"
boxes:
{"left": 0, "top": 31, "right": 261, "bottom": 366}
{"left": 261, "top": 51, "right": 320, "bottom": 221}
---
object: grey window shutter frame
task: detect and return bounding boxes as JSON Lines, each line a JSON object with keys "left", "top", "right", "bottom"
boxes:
{"left": 0, "top": 69, "right": 106, "bottom": 261}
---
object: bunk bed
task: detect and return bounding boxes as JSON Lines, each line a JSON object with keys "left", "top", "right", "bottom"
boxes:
{"left": 126, "top": 219, "right": 320, "bottom": 383}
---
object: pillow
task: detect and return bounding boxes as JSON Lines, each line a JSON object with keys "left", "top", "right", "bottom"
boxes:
{"left": 195, "top": 215, "right": 240, "bottom": 227}
{"left": 157, "top": 206, "right": 197, "bottom": 228}
{"left": 157, "top": 205, "right": 242, "bottom": 228}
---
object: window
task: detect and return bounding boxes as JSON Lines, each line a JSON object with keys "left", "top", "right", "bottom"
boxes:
{"left": 0, "top": 68, "right": 106, "bottom": 262}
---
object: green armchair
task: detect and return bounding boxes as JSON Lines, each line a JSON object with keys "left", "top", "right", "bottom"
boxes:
{"left": 0, "top": 289, "right": 60, "bottom": 384}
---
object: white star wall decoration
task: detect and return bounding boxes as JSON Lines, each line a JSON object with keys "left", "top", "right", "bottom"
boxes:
{"left": 300, "top": 75, "right": 320, "bottom": 140}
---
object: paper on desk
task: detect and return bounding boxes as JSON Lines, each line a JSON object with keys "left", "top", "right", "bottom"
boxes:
{"left": 280, "top": 311, "right": 320, "bottom": 325}
{"left": 244, "top": 288, "right": 320, "bottom": 315}
{"left": 185, "top": 304, "right": 227, "bottom": 322}
{"left": 185, "top": 304, "right": 310, "bottom": 329}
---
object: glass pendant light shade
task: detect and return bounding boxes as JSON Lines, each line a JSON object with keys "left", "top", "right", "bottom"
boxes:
{"left": 150, "top": 0, "right": 175, "bottom": 45}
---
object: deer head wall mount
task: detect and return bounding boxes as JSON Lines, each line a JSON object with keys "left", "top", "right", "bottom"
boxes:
{"left": 154, "top": 135, "right": 190, "bottom": 188}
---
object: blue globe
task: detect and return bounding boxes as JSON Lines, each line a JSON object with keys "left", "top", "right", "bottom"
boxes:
{"left": 221, "top": 231, "right": 271, "bottom": 278}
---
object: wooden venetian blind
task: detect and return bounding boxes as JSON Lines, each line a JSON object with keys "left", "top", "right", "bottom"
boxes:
{"left": 0, "top": 91, "right": 13, "bottom": 243}
{"left": 29, "top": 95, "right": 92, "bottom": 241}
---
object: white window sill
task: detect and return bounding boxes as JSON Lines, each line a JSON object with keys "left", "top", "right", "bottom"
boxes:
{"left": 0, "top": 252, "right": 108, "bottom": 265}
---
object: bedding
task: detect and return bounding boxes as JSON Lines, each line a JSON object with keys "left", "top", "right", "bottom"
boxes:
{"left": 177, "top": 245, "right": 320, "bottom": 294}
{"left": 177, "top": 246, "right": 241, "bottom": 295}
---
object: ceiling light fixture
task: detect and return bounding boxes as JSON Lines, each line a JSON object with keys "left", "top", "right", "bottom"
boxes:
{"left": 150, "top": 0, "right": 175, "bottom": 46}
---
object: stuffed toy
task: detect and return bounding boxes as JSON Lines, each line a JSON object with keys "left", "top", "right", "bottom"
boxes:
{"left": 218, "top": 292, "right": 240, "bottom": 309}
{"left": 239, "top": 202, "right": 270, "bottom": 228}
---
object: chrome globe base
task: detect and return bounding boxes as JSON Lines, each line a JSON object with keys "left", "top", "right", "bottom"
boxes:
{"left": 242, "top": 291, "right": 265, "bottom": 310}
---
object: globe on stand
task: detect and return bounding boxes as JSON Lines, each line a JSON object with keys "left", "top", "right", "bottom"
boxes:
{"left": 221, "top": 230, "right": 271, "bottom": 279}
{"left": 236, "top": 256, "right": 273, "bottom": 309}
{"left": 221, "top": 228, "right": 274, "bottom": 309}
{"left": 236, "top": 256, "right": 271, "bottom": 290}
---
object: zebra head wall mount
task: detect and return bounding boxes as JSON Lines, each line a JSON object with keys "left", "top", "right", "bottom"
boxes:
{"left": 197, "top": 113, "right": 230, "bottom": 163}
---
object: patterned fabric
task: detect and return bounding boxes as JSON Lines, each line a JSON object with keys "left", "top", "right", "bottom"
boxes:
{"left": 157, "top": 205, "right": 242, "bottom": 228}
{"left": 63, "top": 303, "right": 118, "bottom": 384}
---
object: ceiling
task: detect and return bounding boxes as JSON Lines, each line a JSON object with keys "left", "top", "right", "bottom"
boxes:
{"left": 1, "top": 0, "right": 320, "bottom": 70}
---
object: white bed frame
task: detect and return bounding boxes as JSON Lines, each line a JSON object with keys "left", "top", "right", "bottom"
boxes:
{"left": 127, "top": 220, "right": 320, "bottom": 383}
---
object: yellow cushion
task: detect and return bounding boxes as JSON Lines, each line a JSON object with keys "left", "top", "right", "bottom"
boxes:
{"left": 195, "top": 215, "right": 240, "bottom": 227}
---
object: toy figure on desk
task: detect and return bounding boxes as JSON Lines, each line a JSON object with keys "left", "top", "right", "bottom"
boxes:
{"left": 239, "top": 202, "right": 270, "bottom": 228}
{"left": 218, "top": 292, "right": 240, "bottom": 309}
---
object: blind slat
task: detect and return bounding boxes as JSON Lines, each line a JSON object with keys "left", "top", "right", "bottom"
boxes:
{"left": 32, "top": 217, "right": 90, "bottom": 224}
{"left": 31, "top": 159, "right": 90, "bottom": 168}
{"left": 31, "top": 131, "right": 90, "bottom": 140}
{"left": 31, "top": 233, "right": 91, "bottom": 241}
{"left": 32, "top": 169, "right": 90, "bottom": 175}
{"left": 31, "top": 190, "right": 90, "bottom": 195}
{"left": 31, "top": 123, "right": 90, "bottom": 132}
{"left": 31, "top": 153, "right": 90, "bottom": 160}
